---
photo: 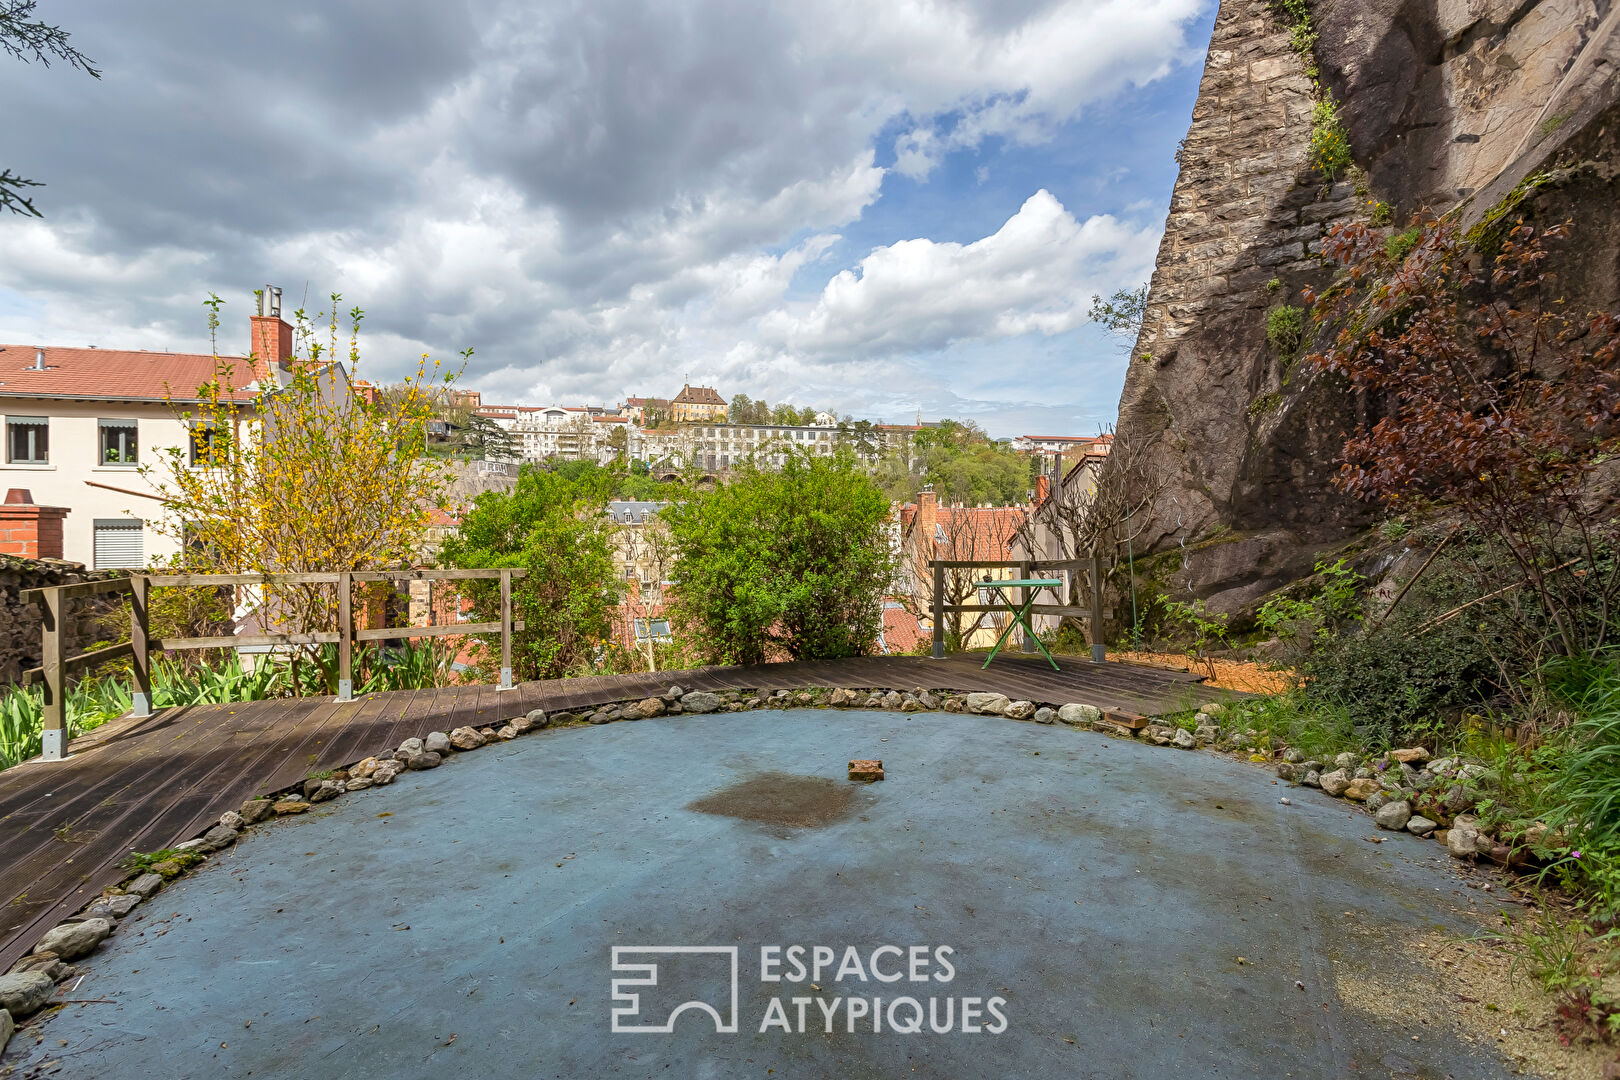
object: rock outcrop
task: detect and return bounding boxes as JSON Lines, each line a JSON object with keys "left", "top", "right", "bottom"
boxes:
{"left": 1115, "top": 0, "right": 1620, "bottom": 610}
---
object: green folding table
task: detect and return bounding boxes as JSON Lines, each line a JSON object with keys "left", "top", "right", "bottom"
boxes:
{"left": 976, "top": 577, "right": 1063, "bottom": 671}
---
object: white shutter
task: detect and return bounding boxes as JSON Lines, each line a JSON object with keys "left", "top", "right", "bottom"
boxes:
{"left": 94, "top": 519, "right": 144, "bottom": 569}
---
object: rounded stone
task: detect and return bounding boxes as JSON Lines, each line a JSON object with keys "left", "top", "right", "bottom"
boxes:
{"left": 680, "top": 691, "right": 722, "bottom": 714}
{"left": 1057, "top": 703, "right": 1101, "bottom": 726}
{"left": 0, "top": 971, "right": 54, "bottom": 1017}
{"left": 1373, "top": 800, "right": 1412, "bottom": 831}
{"left": 33, "top": 918, "right": 112, "bottom": 961}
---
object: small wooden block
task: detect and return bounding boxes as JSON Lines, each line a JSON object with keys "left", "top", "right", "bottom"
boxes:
{"left": 1103, "top": 709, "right": 1148, "bottom": 731}
{"left": 848, "top": 759, "right": 884, "bottom": 782}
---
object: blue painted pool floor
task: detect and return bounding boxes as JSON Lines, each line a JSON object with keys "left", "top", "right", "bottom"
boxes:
{"left": 5, "top": 709, "right": 1518, "bottom": 1079}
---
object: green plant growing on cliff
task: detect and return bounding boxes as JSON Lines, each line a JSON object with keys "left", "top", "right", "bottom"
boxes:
{"left": 1466, "top": 169, "right": 1560, "bottom": 257}
{"left": 1383, "top": 226, "right": 1422, "bottom": 262}
{"left": 1308, "top": 96, "right": 1353, "bottom": 179}
{"left": 1089, "top": 285, "right": 1148, "bottom": 342}
{"left": 1537, "top": 111, "right": 1572, "bottom": 140}
{"left": 1248, "top": 391, "right": 1282, "bottom": 418}
{"left": 1257, "top": 558, "right": 1363, "bottom": 663}
{"left": 1266, "top": 304, "right": 1305, "bottom": 355}
{"left": 1269, "top": 0, "right": 1354, "bottom": 179}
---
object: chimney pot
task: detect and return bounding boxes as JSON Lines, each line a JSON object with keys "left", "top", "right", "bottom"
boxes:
{"left": 5, "top": 488, "right": 34, "bottom": 504}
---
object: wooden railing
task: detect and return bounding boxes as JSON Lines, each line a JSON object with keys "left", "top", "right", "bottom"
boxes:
{"left": 928, "top": 556, "right": 1106, "bottom": 663}
{"left": 20, "top": 568, "right": 525, "bottom": 762}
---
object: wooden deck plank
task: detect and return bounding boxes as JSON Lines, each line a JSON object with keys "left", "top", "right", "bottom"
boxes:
{"left": 0, "top": 696, "right": 314, "bottom": 970}
{"left": 251, "top": 695, "right": 373, "bottom": 796}
{"left": 309, "top": 688, "right": 403, "bottom": 779}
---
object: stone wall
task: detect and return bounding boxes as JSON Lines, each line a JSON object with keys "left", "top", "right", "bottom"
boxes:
{"left": 0, "top": 557, "right": 130, "bottom": 686}
{"left": 1114, "top": 0, "right": 1620, "bottom": 612}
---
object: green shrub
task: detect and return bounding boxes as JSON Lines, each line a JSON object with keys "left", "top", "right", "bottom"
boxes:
{"left": 441, "top": 464, "right": 621, "bottom": 680}
{"left": 662, "top": 449, "right": 895, "bottom": 664}
{"left": 1266, "top": 305, "right": 1304, "bottom": 355}
{"left": 1296, "top": 553, "right": 1509, "bottom": 748}
{"left": 1383, "top": 226, "right": 1423, "bottom": 262}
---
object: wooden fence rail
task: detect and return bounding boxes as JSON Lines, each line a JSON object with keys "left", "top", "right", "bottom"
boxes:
{"left": 928, "top": 555, "right": 1106, "bottom": 664}
{"left": 19, "top": 568, "right": 527, "bottom": 762}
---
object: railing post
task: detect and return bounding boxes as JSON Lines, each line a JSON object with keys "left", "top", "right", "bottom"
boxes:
{"left": 930, "top": 561, "right": 945, "bottom": 659}
{"left": 498, "top": 568, "right": 514, "bottom": 690}
{"left": 336, "top": 571, "right": 353, "bottom": 702}
{"left": 40, "top": 587, "right": 65, "bottom": 760}
{"left": 1019, "top": 559, "right": 1035, "bottom": 653}
{"left": 130, "top": 575, "right": 151, "bottom": 717}
{"left": 1089, "top": 551, "right": 1106, "bottom": 663}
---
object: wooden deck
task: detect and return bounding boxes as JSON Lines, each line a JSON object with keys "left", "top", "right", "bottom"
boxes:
{"left": 0, "top": 652, "right": 1216, "bottom": 970}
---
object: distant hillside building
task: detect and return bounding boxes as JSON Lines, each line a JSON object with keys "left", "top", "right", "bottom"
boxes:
{"left": 671, "top": 384, "right": 727, "bottom": 422}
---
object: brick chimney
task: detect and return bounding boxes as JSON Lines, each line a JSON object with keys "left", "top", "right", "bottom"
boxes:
{"left": 0, "top": 489, "right": 68, "bottom": 560}
{"left": 1034, "top": 474, "right": 1050, "bottom": 504}
{"left": 916, "top": 487, "right": 938, "bottom": 552}
{"left": 249, "top": 284, "right": 294, "bottom": 370}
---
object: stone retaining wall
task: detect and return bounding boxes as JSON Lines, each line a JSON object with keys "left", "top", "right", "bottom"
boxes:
{"left": 0, "top": 556, "right": 130, "bottom": 686}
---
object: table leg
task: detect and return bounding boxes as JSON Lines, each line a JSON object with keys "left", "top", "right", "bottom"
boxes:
{"left": 980, "top": 588, "right": 1020, "bottom": 669}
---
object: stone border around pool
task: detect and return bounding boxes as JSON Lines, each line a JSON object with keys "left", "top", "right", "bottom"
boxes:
{"left": 0, "top": 683, "right": 1490, "bottom": 1054}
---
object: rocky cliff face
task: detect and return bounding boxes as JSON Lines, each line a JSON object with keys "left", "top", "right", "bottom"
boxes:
{"left": 1114, "top": 0, "right": 1620, "bottom": 611}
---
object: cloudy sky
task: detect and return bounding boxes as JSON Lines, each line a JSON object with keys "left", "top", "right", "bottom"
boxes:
{"left": 0, "top": 0, "right": 1214, "bottom": 437}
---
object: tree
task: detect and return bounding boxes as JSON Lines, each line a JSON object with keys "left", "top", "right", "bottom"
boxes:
{"left": 604, "top": 423, "right": 629, "bottom": 459}
{"left": 460, "top": 413, "right": 516, "bottom": 461}
{"left": 661, "top": 449, "right": 896, "bottom": 664}
{"left": 1010, "top": 426, "right": 1168, "bottom": 645}
{"left": 1304, "top": 213, "right": 1620, "bottom": 661}
{"left": 1088, "top": 285, "right": 1149, "bottom": 342}
{"left": 146, "top": 294, "right": 458, "bottom": 692}
{"left": 440, "top": 464, "right": 621, "bottom": 680}
{"left": 2, "top": 1, "right": 99, "bottom": 217}
{"left": 911, "top": 420, "right": 1031, "bottom": 506}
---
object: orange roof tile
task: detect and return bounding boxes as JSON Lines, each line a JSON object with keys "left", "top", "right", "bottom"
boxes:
{"left": 0, "top": 344, "right": 270, "bottom": 403}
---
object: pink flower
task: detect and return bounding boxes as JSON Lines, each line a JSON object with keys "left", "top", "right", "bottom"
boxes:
{"left": 1571, "top": 850, "right": 1583, "bottom": 860}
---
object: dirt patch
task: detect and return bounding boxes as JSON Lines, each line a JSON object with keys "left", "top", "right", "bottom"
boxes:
{"left": 687, "top": 772, "right": 866, "bottom": 828}
{"left": 1112, "top": 651, "right": 1298, "bottom": 695}
{"left": 1335, "top": 919, "right": 1620, "bottom": 1080}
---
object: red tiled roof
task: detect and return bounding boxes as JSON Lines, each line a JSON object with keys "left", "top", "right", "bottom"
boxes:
{"left": 0, "top": 345, "right": 272, "bottom": 403}
{"left": 899, "top": 503, "right": 1028, "bottom": 561}
{"left": 880, "top": 603, "right": 925, "bottom": 654}
{"left": 592, "top": 414, "right": 629, "bottom": 423}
